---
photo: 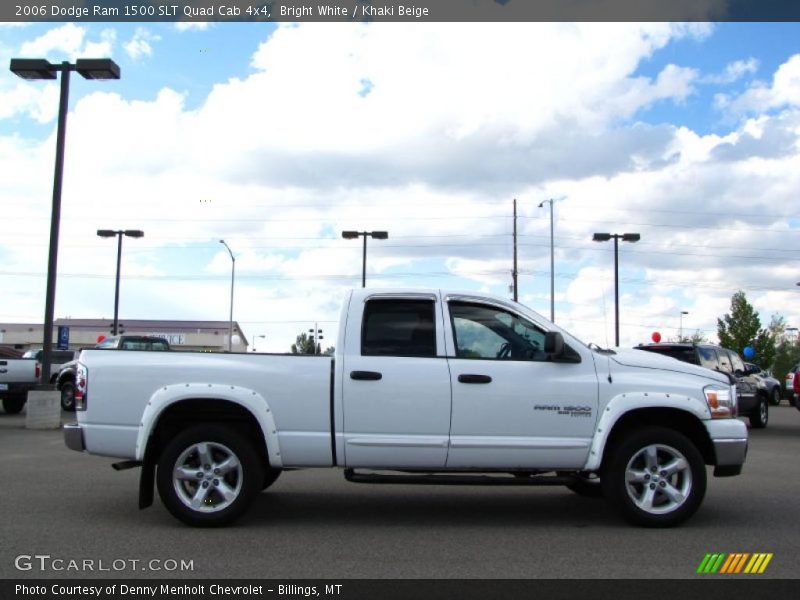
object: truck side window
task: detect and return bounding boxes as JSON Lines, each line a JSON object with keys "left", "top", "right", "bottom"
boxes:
{"left": 730, "top": 351, "right": 746, "bottom": 374}
{"left": 697, "top": 347, "right": 718, "bottom": 369}
{"left": 717, "top": 350, "right": 733, "bottom": 374}
{"left": 449, "top": 302, "right": 547, "bottom": 361}
{"left": 361, "top": 299, "right": 436, "bottom": 357}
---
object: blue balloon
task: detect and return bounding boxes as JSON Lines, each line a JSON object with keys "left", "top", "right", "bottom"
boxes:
{"left": 743, "top": 346, "right": 755, "bottom": 359}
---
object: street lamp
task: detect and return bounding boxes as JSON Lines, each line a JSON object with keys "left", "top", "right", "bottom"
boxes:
{"left": 592, "top": 232, "right": 641, "bottom": 347}
{"left": 679, "top": 310, "right": 689, "bottom": 341}
{"left": 538, "top": 199, "right": 555, "bottom": 322}
{"left": 97, "top": 229, "right": 144, "bottom": 336}
{"left": 10, "top": 57, "right": 120, "bottom": 385}
{"left": 309, "top": 324, "right": 324, "bottom": 355}
{"left": 341, "top": 230, "right": 389, "bottom": 288}
{"left": 219, "top": 240, "right": 236, "bottom": 352}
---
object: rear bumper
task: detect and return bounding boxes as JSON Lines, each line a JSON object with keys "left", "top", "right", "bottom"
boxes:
{"left": 63, "top": 422, "right": 85, "bottom": 452}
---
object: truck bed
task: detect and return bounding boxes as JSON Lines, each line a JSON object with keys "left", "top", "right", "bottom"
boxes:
{"left": 78, "top": 350, "right": 334, "bottom": 465}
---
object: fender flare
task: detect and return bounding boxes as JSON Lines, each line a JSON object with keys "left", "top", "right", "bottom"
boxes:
{"left": 134, "top": 383, "right": 283, "bottom": 468}
{"left": 583, "top": 391, "right": 710, "bottom": 472}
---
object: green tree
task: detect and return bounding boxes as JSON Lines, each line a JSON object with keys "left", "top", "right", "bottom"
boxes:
{"left": 716, "top": 291, "right": 776, "bottom": 367}
{"left": 291, "top": 332, "right": 319, "bottom": 355}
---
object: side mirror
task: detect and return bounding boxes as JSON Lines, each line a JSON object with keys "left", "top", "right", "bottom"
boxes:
{"left": 544, "top": 331, "right": 564, "bottom": 356}
{"left": 734, "top": 369, "right": 745, "bottom": 378}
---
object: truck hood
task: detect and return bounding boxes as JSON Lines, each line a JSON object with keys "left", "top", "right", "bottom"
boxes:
{"left": 610, "top": 348, "right": 730, "bottom": 385}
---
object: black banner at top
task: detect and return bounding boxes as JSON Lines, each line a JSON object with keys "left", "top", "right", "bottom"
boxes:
{"left": 3, "top": 0, "right": 800, "bottom": 23}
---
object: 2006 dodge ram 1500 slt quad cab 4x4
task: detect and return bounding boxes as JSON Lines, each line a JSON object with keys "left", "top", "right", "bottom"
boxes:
{"left": 64, "top": 289, "right": 747, "bottom": 528}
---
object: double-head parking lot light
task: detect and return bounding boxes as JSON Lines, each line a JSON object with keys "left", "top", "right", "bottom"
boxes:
{"left": 10, "top": 57, "right": 120, "bottom": 385}
{"left": 342, "top": 230, "right": 389, "bottom": 288}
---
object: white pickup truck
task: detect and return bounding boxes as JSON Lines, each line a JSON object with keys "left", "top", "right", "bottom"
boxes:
{"left": 65, "top": 289, "right": 747, "bottom": 528}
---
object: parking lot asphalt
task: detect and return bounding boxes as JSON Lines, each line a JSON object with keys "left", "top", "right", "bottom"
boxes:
{"left": 1, "top": 405, "right": 798, "bottom": 580}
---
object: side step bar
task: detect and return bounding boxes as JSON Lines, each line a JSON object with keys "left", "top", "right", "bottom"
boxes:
{"left": 344, "top": 468, "right": 575, "bottom": 486}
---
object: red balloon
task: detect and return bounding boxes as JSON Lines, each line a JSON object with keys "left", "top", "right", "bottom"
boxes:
{"left": 651, "top": 332, "right": 661, "bottom": 343}
{"left": 96, "top": 335, "right": 106, "bottom": 343}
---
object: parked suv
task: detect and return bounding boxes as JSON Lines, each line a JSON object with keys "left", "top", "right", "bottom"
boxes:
{"left": 745, "top": 363, "right": 782, "bottom": 406}
{"left": 636, "top": 343, "right": 767, "bottom": 428}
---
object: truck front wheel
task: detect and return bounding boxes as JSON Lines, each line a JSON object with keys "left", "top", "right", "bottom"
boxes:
{"left": 156, "top": 424, "right": 263, "bottom": 527}
{"left": 602, "top": 427, "right": 706, "bottom": 527}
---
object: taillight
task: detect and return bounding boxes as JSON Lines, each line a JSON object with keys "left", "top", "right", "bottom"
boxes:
{"left": 35, "top": 363, "right": 41, "bottom": 380}
{"left": 794, "top": 372, "right": 800, "bottom": 394}
{"left": 75, "top": 363, "right": 88, "bottom": 411}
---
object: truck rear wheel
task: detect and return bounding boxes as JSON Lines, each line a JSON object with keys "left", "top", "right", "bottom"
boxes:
{"left": 156, "top": 424, "right": 263, "bottom": 527}
{"left": 602, "top": 427, "right": 706, "bottom": 527}
{"left": 2, "top": 396, "right": 25, "bottom": 414}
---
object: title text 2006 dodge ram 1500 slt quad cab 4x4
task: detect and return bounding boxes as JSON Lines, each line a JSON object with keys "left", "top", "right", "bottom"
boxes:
{"left": 64, "top": 289, "right": 747, "bottom": 528}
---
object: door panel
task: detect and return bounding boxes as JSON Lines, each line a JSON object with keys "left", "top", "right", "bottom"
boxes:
{"left": 444, "top": 300, "right": 599, "bottom": 469}
{"left": 341, "top": 295, "right": 452, "bottom": 468}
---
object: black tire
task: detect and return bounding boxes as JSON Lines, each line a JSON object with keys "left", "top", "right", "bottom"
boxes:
{"left": 156, "top": 424, "right": 263, "bottom": 527}
{"left": 602, "top": 427, "right": 706, "bottom": 527}
{"left": 2, "top": 396, "right": 25, "bottom": 414}
{"left": 60, "top": 381, "right": 76, "bottom": 412}
{"left": 564, "top": 472, "right": 604, "bottom": 498}
{"left": 769, "top": 388, "right": 781, "bottom": 406}
{"left": 749, "top": 397, "right": 768, "bottom": 429}
{"left": 262, "top": 468, "right": 282, "bottom": 490}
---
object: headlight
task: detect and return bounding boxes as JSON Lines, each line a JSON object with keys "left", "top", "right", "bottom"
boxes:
{"left": 704, "top": 384, "right": 737, "bottom": 419}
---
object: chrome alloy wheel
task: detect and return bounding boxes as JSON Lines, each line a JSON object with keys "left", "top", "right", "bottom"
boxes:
{"left": 173, "top": 441, "right": 243, "bottom": 513}
{"left": 624, "top": 444, "right": 692, "bottom": 515}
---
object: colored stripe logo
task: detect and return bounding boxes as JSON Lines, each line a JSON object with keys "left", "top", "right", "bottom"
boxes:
{"left": 697, "top": 553, "right": 773, "bottom": 574}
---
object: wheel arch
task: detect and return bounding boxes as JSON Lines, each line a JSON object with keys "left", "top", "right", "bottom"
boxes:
{"left": 136, "top": 384, "right": 281, "bottom": 471}
{"left": 584, "top": 393, "right": 714, "bottom": 473}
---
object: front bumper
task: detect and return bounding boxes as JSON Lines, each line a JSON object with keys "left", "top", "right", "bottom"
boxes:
{"left": 703, "top": 418, "right": 748, "bottom": 477}
{"left": 63, "top": 422, "right": 85, "bottom": 452}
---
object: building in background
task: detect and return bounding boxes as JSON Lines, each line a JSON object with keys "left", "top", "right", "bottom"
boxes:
{"left": 0, "top": 319, "right": 248, "bottom": 353}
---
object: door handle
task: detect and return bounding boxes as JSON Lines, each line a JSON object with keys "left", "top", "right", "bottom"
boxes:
{"left": 350, "top": 370, "right": 383, "bottom": 381}
{"left": 458, "top": 374, "right": 492, "bottom": 384}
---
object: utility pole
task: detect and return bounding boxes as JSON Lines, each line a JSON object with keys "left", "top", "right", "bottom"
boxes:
{"left": 512, "top": 198, "right": 518, "bottom": 302}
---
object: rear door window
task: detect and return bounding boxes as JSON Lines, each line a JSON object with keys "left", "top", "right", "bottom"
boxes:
{"left": 361, "top": 299, "right": 436, "bottom": 357}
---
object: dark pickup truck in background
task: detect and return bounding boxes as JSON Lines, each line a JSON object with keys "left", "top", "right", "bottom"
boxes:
{"left": 636, "top": 342, "right": 768, "bottom": 428}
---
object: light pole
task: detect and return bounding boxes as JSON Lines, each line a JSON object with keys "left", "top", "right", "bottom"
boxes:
{"left": 342, "top": 230, "right": 388, "bottom": 288}
{"left": 97, "top": 230, "right": 144, "bottom": 336}
{"left": 10, "top": 58, "right": 120, "bottom": 385}
{"left": 592, "top": 232, "right": 641, "bottom": 347}
{"left": 219, "top": 240, "right": 236, "bottom": 352}
{"left": 679, "top": 310, "right": 689, "bottom": 342}
{"left": 538, "top": 199, "right": 555, "bottom": 322}
{"left": 309, "top": 324, "right": 323, "bottom": 355}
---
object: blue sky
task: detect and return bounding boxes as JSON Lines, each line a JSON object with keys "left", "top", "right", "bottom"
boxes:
{"left": 1, "top": 22, "right": 799, "bottom": 353}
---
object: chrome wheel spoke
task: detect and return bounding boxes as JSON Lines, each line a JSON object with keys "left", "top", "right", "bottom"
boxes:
{"left": 626, "top": 468, "right": 648, "bottom": 484}
{"left": 195, "top": 442, "right": 212, "bottom": 467}
{"left": 216, "top": 455, "right": 240, "bottom": 475}
{"left": 175, "top": 466, "right": 199, "bottom": 481}
{"left": 217, "top": 481, "right": 238, "bottom": 503}
{"left": 662, "top": 481, "right": 685, "bottom": 504}
{"left": 636, "top": 485, "right": 657, "bottom": 510}
{"left": 643, "top": 446, "right": 658, "bottom": 471}
{"left": 662, "top": 457, "right": 687, "bottom": 478}
{"left": 190, "top": 484, "right": 211, "bottom": 509}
